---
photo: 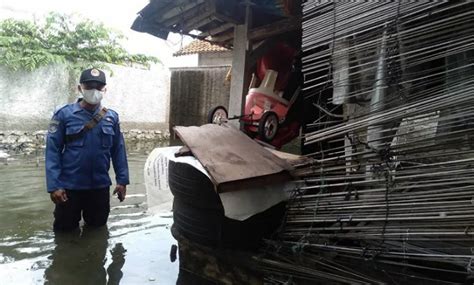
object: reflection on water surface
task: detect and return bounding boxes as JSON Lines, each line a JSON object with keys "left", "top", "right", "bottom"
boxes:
{"left": 0, "top": 152, "right": 178, "bottom": 284}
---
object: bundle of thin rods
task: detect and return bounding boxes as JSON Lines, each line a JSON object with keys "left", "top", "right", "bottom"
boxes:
{"left": 261, "top": 1, "right": 474, "bottom": 284}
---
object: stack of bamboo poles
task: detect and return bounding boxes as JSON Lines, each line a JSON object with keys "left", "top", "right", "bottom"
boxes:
{"left": 261, "top": 1, "right": 474, "bottom": 284}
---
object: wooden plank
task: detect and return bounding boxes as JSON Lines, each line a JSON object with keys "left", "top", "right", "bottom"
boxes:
{"left": 210, "top": 30, "right": 236, "bottom": 44}
{"left": 214, "top": 12, "right": 241, "bottom": 25}
{"left": 211, "top": 16, "right": 301, "bottom": 47}
{"left": 198, "top": 23, "right": 234, "bottom": 38}
{"left": 162, "top": 2, "right": 208, "bottom": 27}
{"left": 160, "top": 0, "right": 206, "bottom": 23}
{"left": 173, "top": 124, "right": 292, "bottom": 190}
{"left": 185, "top": 13, "right": 216, "bottom": 32}
{"left": 248, "top": 17, "right": 301, "bottom": 42}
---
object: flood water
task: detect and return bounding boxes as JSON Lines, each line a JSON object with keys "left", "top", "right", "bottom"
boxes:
{"left": 0, "top": 149, "right": 179, "bottom": 285}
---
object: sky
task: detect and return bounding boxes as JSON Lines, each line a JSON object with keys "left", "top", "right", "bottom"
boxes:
{"left": 0, "top": 0, "right": 197, "bottom": 67}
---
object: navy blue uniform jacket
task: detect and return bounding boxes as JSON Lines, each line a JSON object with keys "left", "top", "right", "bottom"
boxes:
{"left": 45, "top": 103, "right": 129, "bottom": 192}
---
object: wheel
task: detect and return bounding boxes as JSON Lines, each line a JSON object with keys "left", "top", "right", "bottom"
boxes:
{"left": 172, "top": 198, "right": 224, "bottom": 247}
{"left": 258, "top": 111, "right": 279, "bottom": 142}
{"left": 172, "top": 197, "right": 287, "bottom": 249}
{"left": 207, "top": 106, "right": 228, "bottom": 124}
{"left": 220, "top": 201, "right": 287, "bottom": 249}
{"left": 168, "top": 160, "right": 223, "bottom": 210}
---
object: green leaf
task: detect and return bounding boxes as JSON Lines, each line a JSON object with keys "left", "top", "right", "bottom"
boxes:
{"left": 0, "top": 13, "right": 159, "bottom": 71}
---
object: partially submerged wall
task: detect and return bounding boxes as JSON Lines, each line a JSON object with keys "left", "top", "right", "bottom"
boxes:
{"left": 0, "top": 63, "right": 169, "bottom": 132}
{"left": 0, "top": 65, "right": 72, "bottom": 131}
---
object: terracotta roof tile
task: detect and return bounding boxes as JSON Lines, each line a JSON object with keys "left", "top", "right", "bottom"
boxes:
{"left": 173, "top": 40, "right": 230, "bottom": 56}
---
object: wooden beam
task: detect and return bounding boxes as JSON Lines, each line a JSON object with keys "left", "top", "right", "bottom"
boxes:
{"left": 160, "top": 0, "right": 206, "bottom": 23}
{"left": 162, "top": 2, "right": 209, "bottom": 27}
{"left": 211, "top": 17, "right": 301, "bottom": 47}
{"left": 198, "top": 22, "right": 234, "bottom": 38}
{"left": 181, "top": 10, "right": 216, "bottom": 33}
{"left": 209, "top": 30, "right": 235, "bottom": 43}
{"left": 195, "top": 0, "right": 219, "bottom": 29}
{"left": 214, "top": 12, "right": 241, "bottom": 25}
{"left": 139, "top": 20, "right": 217, "bottom": 43}
{"left": 248, "top": 17, "right": 301, "bottom": 42}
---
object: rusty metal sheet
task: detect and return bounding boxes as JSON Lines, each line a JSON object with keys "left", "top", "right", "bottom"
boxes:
{"left": 173, "top": 124, "right": 292, "bottom": 191}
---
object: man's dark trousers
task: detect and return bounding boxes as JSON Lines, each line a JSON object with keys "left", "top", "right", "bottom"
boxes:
{"left": 53, "top": 187, "right": 110, "bottom": 231}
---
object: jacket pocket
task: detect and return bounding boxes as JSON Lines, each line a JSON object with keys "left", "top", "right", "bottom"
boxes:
{"left": 65, "top": 125, "right": 85, "bottom": 147}
{"left": 101, "top": 125, "right": 115, "bottom": 148}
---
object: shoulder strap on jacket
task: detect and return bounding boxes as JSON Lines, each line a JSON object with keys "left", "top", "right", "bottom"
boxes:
{"left": 84, "top": 107, "right": 108, "bottom": 130}
{"left": 65, "top": 107, "right": 108, "bottom": 143}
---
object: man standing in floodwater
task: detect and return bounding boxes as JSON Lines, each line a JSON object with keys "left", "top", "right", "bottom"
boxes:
{"left": 45, "top": 68, "right": 129, "bottom": 231}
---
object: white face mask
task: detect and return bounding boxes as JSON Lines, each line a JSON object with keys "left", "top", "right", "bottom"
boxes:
{"left": 81, "top": 89, "right": 104, "bottom": 105}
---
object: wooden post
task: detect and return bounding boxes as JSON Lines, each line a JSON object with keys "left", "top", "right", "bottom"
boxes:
{"left": 228, "top": 3, "right": 252, "bottom": 129}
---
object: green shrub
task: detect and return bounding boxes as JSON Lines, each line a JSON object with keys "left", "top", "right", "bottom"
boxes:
{"left": 0, "top": 12, "right": 159, "bottom": 71}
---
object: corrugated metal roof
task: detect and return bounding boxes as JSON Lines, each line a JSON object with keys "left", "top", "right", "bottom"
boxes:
{"left": 173, "top": 40, "right": 230, "bottom": 56}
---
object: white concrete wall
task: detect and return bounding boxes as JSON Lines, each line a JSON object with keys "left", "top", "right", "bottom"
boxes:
{"left": 0, "top": 64, "right": 72, "bottom": 131}
{"left": 101, "top": 64, "right": 170, "bottom": 130}
{"left": 0, "top": 63, "right": 169, "bottom": 131}
{"left": 198, "top": 52, "right": 233, "bottom": 67}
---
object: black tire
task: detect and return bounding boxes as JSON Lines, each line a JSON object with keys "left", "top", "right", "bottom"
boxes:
{"left": 173, "top": 198, "right": 224, "bottom": 247}
{"left": 258, "top": 111, "right": 279, "bottom": 142}
{"left": 220, "top": 201, "right": 287, "bottom": 248}
{"left": 172, "top": 197, "right": 287, "bottom": 249}
{"left": 168, "top": 160, "right": 223, "bottom": 210}
{"left": 207, "top": 106, "right": 228, "bottom": 124}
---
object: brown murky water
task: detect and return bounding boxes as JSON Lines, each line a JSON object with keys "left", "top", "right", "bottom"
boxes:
{"left": 0, "top": 150, "right": 179, "bottom": 285}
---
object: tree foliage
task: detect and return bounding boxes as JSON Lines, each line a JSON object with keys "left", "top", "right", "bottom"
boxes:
{"left": 0, "top": 13, "right": 159, "bottom": 71}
